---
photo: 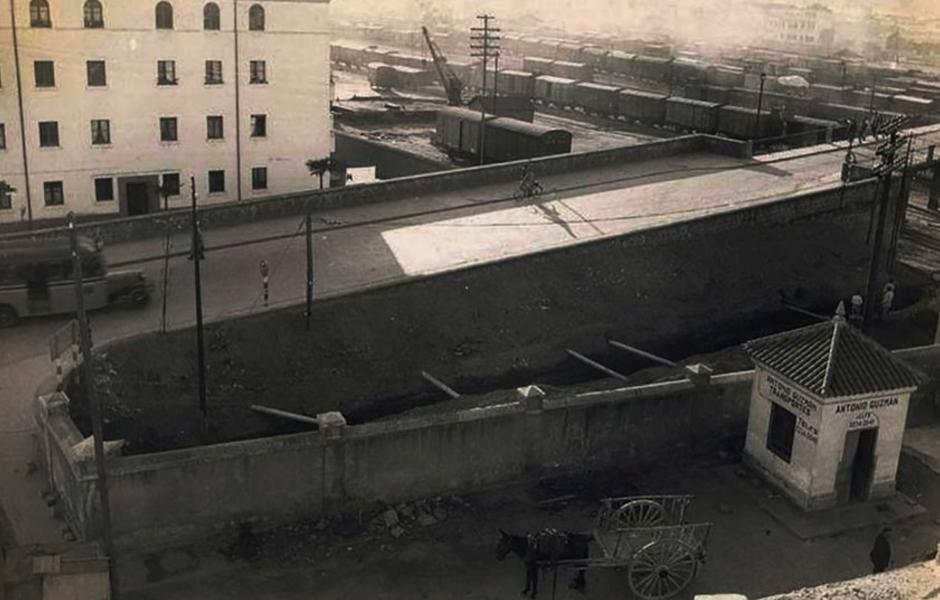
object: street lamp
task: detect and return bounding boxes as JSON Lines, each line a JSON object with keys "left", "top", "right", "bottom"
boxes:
{"left": 840, "top": 60, "right": 847, "bottom": 89}
{"left": 754, "top": 72, "right": 767, "bottom": 140}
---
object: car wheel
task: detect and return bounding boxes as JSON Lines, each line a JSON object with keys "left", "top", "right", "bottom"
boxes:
{"left": 0, "top": 304, "right": 18, "bottom": 328}
{"left": 130, "top": 288, "right": 150, "bottom": 307}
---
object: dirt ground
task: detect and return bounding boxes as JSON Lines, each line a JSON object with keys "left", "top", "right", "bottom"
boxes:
{"left": 121, "top": 451, "right": 940, "bottom": 600}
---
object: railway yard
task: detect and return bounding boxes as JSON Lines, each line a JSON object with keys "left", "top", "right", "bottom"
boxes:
{"left": 6, "top": 9, "right": 940, "bottom": 600}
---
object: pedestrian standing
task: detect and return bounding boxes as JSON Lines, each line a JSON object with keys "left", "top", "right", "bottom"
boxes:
{"left": 869, "top": 527, "right": 891, "bottom": 574}
{"left": 880, "top": 281, "right": 895, "bottom": 318}
{"left": 849, "top": 292, "right": 864, "bottom": 328}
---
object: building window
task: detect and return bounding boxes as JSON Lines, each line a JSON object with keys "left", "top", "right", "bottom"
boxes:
{"left": 248, "top": 4, "right": 264, "bottom": 30}
{"left": 38, "top": 121, "right": 59, "bottom": 147}
{"left": 208, "top": 170, "right": 225, "bottom": 193}
{"left": 249, "top": 60, "right": 266, "bottom": 83}
{"left": 0, "top": 124, "right": 5, "bottom": 150}
{"left": 251, "top": 167, "right": 267, "bottom": 190}
{"left": 94, "top": 177, "right": 113, "bottom": 201}
{"left": 250, "top": 114, "right": 266, "bottom": 137}
{"left": 157, "top": 60, "right": 177, "bottom": 85}
{"left": 159, "top": 117, "right": 178, "bottom": 142}
{"left": 205, "top": 60, "right": 223, "bottom": 85}
{"left": 203, "top": 2, "right": 220, "bottom": 30}
{"left": 30, "top": 0, "right": 51, "bottom": 27}
{"left": 91, "top": 119, "right": 110, "bottom": 145}
{"left": 86, "top": 60, "right": 106, "bottom": 86}
{"left": 34, "top": 61, "right": 55, "bottom": 87}
{"left": 43, "top": 181, "right": 64, "bottom": 206}
{"left": 83, "top": 0, "right": 103, "bottom": 27}
{"left": 206, "top": 115, "right": 223, "bottom": 139}
{"left": 0, "top": 185, "right": 11, "bottom": 209}
{"left": 766, "top": 402, "right": 796, "bottom": 463}
{"left": 162, "top": 173, "right": 180, "bottom": 196}
{"left": 155, "top": 1, "right": 173, "bottom": 29}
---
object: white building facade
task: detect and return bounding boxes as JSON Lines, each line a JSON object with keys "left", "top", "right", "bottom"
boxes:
{"left": 0, "top": 0, "right": 332, "bottom": 225}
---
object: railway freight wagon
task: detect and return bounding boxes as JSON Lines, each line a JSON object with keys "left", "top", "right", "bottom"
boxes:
{"left": 433, "top": 107, "right": 572, "bottom": 163}
{"left": 574, "top": 82, "right": 623, "bottom": 116}
{"left": 717, "top": 105, "right": 779, "bottom": 139}
{"left": 367, "top": 63, "right": 397, "bottom": 89}
{"left": 618, "top": 89, "right": 668, "bottom": 124}
{"left": 665, "top": 97, "right": 721, "bottom": 133}
{"left": 535, "top": 76, "right": 578, "bottom": 107}
{"left": 484, "top": 117, "right": 573, "bottom": 162}
{"left": 706, "top": 66, "right": 746, "bottom": 88}
{"left": 633, "top": 55, "right": 673, "bottom": 82}
{"left": 606, "top": 51, "right": 637, "bottom": 76}
{"left": 498, "top": 70, "right": 536, "bottom": 98}
{"left": 552, "top": 60, "right": 594, "bottom": 81}
{"left": 523, "top": 56, "right": 555, "bottom": 76}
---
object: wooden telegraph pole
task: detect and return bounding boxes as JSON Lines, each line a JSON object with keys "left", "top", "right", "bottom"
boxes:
{"left": 68, "top": 213, "right": 117, "bottom": 597}
{"left": 190, "top": 177, "right": 208, "bottom": 438}
{"left": 471, "top": 14, "right": 499, "bottom": 166}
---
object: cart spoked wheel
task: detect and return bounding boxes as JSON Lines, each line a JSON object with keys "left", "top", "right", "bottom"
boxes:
{"left": 627, "top": 539, "right": 698, "bottom": 600}
{"left": 613, "top": 500, "right": 665, "bottom": 528}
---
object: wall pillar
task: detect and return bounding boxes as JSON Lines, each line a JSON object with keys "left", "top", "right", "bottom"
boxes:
{"left": 519, "top": 386, "right": 545, "bottom": 476}
{"left": 318, "top": 412, "right": 347, "bottom": 513}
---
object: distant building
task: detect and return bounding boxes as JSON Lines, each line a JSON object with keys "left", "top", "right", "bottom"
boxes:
{"left": 0, "top": 0, "right": 332, "bottom": 225}
{"left": 760, "top": 2, "right": 836, "bottom": 53}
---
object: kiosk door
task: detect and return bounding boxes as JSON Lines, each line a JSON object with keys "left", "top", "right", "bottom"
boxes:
{"left": 850, "top": 428, "right": 878, "bottom": 502}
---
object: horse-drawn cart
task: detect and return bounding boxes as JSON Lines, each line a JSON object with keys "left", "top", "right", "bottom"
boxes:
{"left": 549, "top": 495, "right": 713, "bottom": 600}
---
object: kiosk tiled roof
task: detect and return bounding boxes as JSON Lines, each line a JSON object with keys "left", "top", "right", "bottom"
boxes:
{"left": 744, "top": 318, "right": 922, "bottom": 398}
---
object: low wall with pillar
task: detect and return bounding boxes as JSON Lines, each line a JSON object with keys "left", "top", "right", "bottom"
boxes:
{"left": 35, "top": 371, "right": 753, "bottom": 546}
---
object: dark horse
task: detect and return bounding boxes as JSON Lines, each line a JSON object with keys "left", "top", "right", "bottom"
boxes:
{"left": 496, "top": 528, "right": 591, "bottom": 599}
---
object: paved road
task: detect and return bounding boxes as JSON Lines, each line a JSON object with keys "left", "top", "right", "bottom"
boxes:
{"left": 6, "top": 127, "right": 940, "bottom": 370}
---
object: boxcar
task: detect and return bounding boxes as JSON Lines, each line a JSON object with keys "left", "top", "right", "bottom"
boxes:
{"left": 367, "top": 63, "right": 397, "bottom": 89}
{"left": 809, "top": 102, "right": 872, "bottom": 123}
{"left": 890, "top": 94, "right": 934, "bottom": 115}
{"left": 607, "top": 51, "right": 637, "bottom": 76}
{"left": 699, "top": 84, "right": 731, "bottom": 104}
{"left": 557, "top": 42, "right": 586, "bottom": 63}
{"left": 583, "top": 47, "right": 610, "bottom": 71}
{"left": 808, "top": 83, "right": 847, "bottom": 104}
{"left": 386, "top": 52, "right": 430, "bottom": 71}
{"left": 534, "top": 76, "right": 577, "bottom": 107}
{"left": 618, "top": 89, "right": 668, "bottom": 124}
{"left": 672, "top": 58, "right": 709, "bottom": 85}
{"left": 643, "top": 43, "right": 673, "bottom": 59}
{"left": 498, "top": 70, "right": 536, "bottom": 98}
{"left": 665, "top": 97, "right": 721, "bottom": 132}
{"left": 718, "top": 105, "right": 778, "bottom": 139}
{"left": 523, "top": 56, "right": 555, "bottom": 76}
{"left": 788, "top": 115, "right": 841, "bottom": 145}
{"left": 433, "top": 108, "right": 572, "bottom": 163}
{"left": 390, "top": 66, "right": 433, "bottom": 90}
{"left": 574, "top": 82, "right": 623, "bottom": 116}
{"left": 707, "top": 65, "right": 746, "bottom": 88}
{"left": 633, "top": 55, "right": 672, "bottom": 82}
{"left": 552, "top": 60, "right": 593, "bottom": 81}
{"left": 485, "top": 117, "right": 573, "bottom": 162}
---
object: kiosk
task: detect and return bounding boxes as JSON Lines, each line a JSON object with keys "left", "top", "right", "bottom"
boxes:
{"left": 743, "top": 314, "right": 921, "bottom": 511}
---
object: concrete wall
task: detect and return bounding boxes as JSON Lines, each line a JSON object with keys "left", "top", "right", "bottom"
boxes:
{"left": 87, "top": 177, "right": 885, "bottom": 452}
{"left": 0, "top": 134, "right": 743, "bottom": 240}
{"left": 37, "top": 371, "right": 753, "bottom": 546}
{"left": 333, "top": 130, "right": 450, "bottom": 179}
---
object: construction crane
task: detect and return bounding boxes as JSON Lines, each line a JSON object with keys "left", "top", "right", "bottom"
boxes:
{"left": 422, "top": 26, "right": 464, "bottom": 106}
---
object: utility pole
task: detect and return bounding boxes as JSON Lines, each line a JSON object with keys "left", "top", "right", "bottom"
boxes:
{"left": 305, "top": 201, "right": 313, "bottom": 332}
{"left": 471, "top": 14, "right": 499, "bottom": 166}
{"left": 864, "top": 129, "right": 908, "bottom": 330}
{"left": 754, "top": 72, "right": 767, "bottom": 141}
{"left": 189, "top": 176, "right": 208, "bottom": 438}
{"left": 158, "top": 183, "right": 172, "bottom": 334}
{"left": 68, "top": 213, "right": 117, "bottom": 598}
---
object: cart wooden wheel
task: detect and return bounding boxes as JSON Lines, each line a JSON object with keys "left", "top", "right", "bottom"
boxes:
{"left": 613, "top": 500, "right": 665, "bottom": 529}
{"left": 627, "top": 539, "right": 698, "bottom": 600}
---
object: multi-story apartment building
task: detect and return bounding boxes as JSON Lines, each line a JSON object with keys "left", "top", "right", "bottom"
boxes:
{"left": 0, "top": 0, "right": 332, "bottom": 225}
{"left": 761, "top": 2, "right": 835, "bottom": 53}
